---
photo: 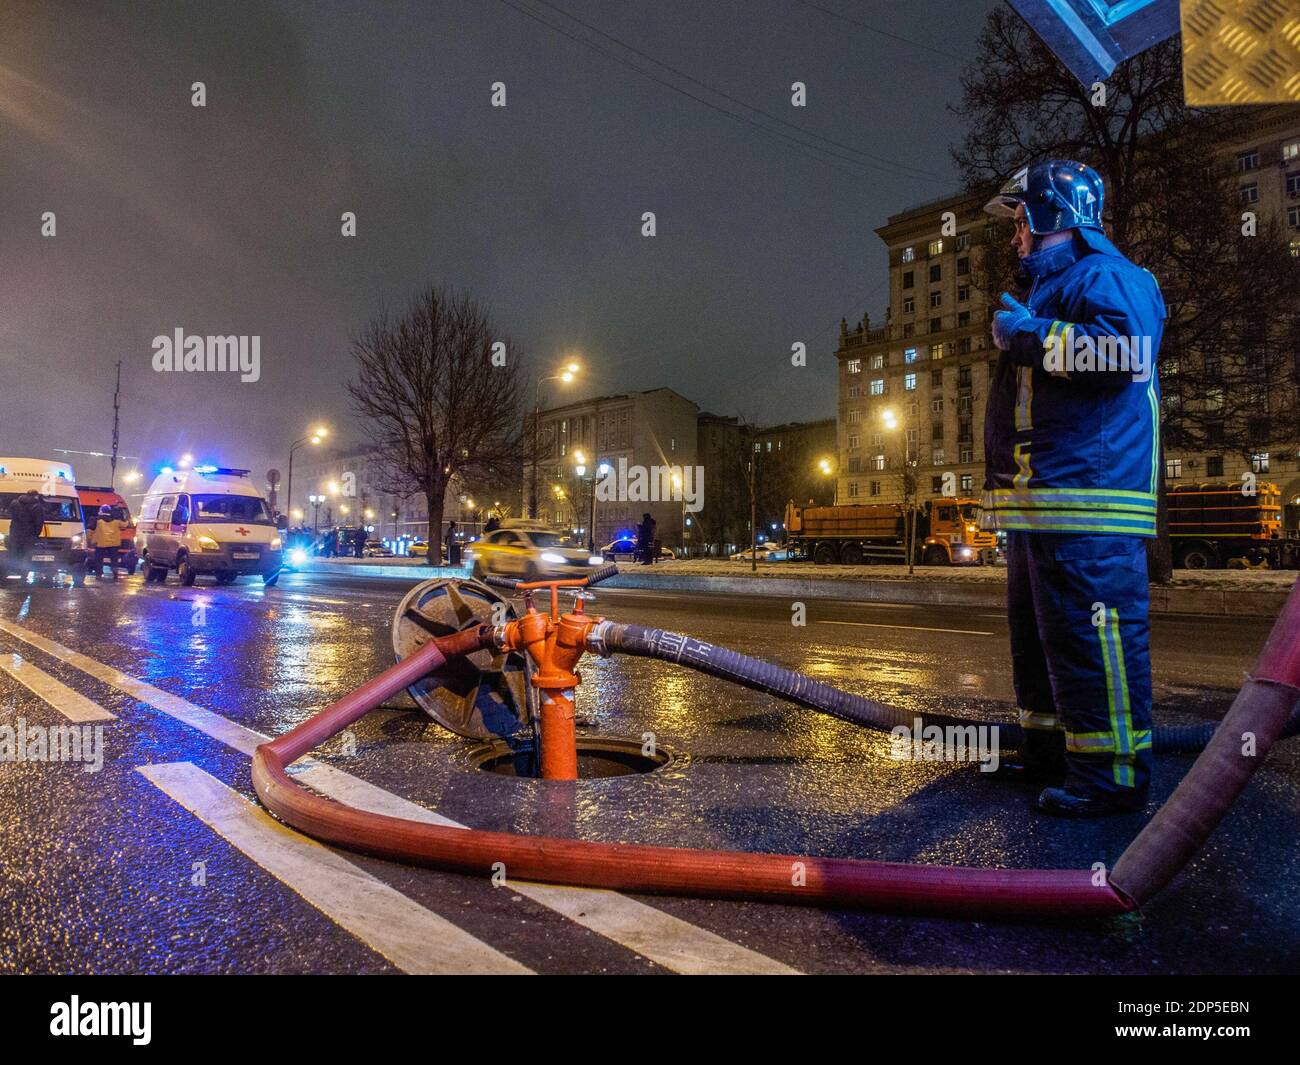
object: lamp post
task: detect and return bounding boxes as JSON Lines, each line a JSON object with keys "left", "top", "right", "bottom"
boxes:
{"left": 530, "top": 361, "right": 580, "bottom": 519}
{"left": 308, "top": 494, "right": 324, "bottom": 532}
{"left": 286, "top": 425, "right": 328, "bottom": 525}
{"left": 881, "top": 408, "right": 917, "bottom": 576}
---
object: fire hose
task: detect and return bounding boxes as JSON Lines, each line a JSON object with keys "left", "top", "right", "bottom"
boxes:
{"left": 253, "top": 566, "right": 1300, "bottom": 917}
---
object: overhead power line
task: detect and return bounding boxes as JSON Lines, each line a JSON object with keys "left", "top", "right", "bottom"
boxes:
{"left": 494, "top": 0, "right": 945, "bottom": 185}
{"left": 792, "top": 0, "right": 968, "bottom": 63}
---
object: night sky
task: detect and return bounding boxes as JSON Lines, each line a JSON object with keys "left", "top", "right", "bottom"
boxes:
{"left": 0, "top": 0, "right": 998, "bottom": 483}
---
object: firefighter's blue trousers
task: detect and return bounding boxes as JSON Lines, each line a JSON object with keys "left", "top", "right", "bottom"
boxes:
{"left": 1006, "top": 531, "right": 1153, "bottom": 797}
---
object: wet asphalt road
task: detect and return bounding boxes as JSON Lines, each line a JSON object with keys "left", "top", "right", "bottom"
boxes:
{"left": 0, "top": 566, "right": 1296, "bottom": 974}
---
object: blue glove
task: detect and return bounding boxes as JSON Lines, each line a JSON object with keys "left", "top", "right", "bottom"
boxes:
{"left": 991, "top": 292, "right": 1031, "bottom": 351}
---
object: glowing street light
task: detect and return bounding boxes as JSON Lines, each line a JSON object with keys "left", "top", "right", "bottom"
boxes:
{"left": 531, "top": 359, "right": 583, "bottom": 518}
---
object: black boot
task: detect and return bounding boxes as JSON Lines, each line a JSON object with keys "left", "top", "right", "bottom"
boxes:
{"left": 1036, "top": 785, "right": 1147, "bottom": 818}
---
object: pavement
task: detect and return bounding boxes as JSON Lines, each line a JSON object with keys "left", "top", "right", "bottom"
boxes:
{"left": 1, "top": 565, "right": 1297, "bottom": 974}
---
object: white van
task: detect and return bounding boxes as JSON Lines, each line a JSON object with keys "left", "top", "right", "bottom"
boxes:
{"left": 0, "top": 457, "right": 88, "bottom": 584}
{"left": 137, "top": 466, "right": 283, "bottom": 586}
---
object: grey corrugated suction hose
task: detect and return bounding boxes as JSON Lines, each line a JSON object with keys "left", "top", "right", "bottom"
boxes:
{"left": 590, "top": 622, "right": 1300, "bottom": 754}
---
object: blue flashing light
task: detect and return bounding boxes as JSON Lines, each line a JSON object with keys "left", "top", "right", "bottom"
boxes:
{"left": 193, "top": 464, "right": 219, "bottom": 474}
{"left": 160, "top": 466, "right": 174, "bottom": 476}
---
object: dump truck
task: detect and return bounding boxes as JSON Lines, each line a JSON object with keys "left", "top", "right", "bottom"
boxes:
{"left": 1168, "top": 481, "right": 1300, "bottom": 569}
{"left": 784, "top": 497, "right": 997, "bottom": 565}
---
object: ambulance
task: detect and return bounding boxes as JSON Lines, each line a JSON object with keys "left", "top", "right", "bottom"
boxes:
{"left": 137, "top": 465, "right": 283, "bottom": 586}
{"left": 0, "top": 457, "right": 88, "bottom": 584}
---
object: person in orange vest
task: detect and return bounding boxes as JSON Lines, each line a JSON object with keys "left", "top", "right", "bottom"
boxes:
{"left": 88, "top": 504, "right": 127, "bottom": 580}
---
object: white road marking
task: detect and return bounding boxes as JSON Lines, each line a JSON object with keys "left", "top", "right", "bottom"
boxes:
{"left": 0, "top": 617, "right": 799, "bottom": 975}
{"left": 0, "top": 652, "right": 116, "bottom": 722}
{"left": 816, "top": 619, "right": 995, "bottom": 636}
{"left": 137, "top": 761, "right": 531, "bottom": 975}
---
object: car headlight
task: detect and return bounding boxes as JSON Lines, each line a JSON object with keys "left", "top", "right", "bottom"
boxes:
{"left": 289, "top": 548, "right": 308, "bottom": 566}
{"left": 540, "top": 551, "right": 566, "bottom": 564}
{"left": 197, "top": 535, "right": 221, "bottom": 551}
{"left": 270, "top": 536, "right": 283, "bottom": 550}
{"left": 70, "top": 533, "right": 84, "bottom": 548}
{"left": 587, "top": 555, "right": 603, "bottom": 565}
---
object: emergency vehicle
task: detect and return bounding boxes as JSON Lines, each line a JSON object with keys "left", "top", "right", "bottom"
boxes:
{"left": 137, "top": 465, "right": 283, "bottom": 586}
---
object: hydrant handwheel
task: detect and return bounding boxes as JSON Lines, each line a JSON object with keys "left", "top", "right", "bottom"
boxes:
{"left": 390, "top": 577, "right": 529, "bottom": 741}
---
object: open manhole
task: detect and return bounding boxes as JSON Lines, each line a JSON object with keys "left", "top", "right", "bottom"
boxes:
{"left": 469, "top": 735, "right": 676, "bottom": 779}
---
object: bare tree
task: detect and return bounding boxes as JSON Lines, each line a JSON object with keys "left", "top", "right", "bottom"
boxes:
{"left": 347, "top": 285, "right": 525, "bottom": 565}
{"left": 951, "top": 11, "right": 1300, "bottom": 580}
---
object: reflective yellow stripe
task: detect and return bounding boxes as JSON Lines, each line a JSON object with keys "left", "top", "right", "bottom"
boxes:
{"left": 1012, "top": 443, "right": 1033, "bottom": 489}
{"left": 1065, "top": 730, "right": 1152, "bottom": 754}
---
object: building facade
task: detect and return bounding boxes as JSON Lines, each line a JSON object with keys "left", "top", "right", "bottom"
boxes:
{"left": 835, "top": 192, "right": 994, "bottom": 508}
{"left": 527, "top": 387, "right": 700, "bottom": 550}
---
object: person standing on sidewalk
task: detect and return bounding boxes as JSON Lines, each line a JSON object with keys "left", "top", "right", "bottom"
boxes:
{"left": 981, "top": 160, "right": 1166, "bottom": 818}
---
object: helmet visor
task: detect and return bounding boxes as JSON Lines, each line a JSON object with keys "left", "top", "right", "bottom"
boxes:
{"left": 983, "top": 166, "right": 1029, "bottom": 219}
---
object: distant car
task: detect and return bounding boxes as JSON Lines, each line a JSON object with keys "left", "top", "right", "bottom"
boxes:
{"left": 730, "top": 543, "right": 787, "bottom": 561}
{"left": 468, "top": 524, "right": 603, "bottom": 581}
{"left": 408, "top": 540, "right": 429, "bottom": 558}
{"left": 363, "top": 543, "right": 393, "bottom": 558}
{"left": 602, "top": 538, "right": 674, "bottom": 562}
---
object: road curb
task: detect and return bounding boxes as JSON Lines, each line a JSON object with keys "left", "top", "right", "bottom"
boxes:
{"left": 301, "top": 561, "right": 1292, "bottom": 618}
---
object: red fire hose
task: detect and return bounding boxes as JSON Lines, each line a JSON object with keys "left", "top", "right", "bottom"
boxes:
{"left": 252, "top": 579, "right": 1300, "bottom": 918}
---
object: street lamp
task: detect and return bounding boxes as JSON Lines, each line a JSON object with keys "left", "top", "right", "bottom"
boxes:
{"left": 308, "top": 494, "right": 325, "bottom": 532}
{"left": 530, "top": 360, "right": 581, "bottom": 518}
{"left": 286, "top": 424, "right": 329, "bottom": 526}
{"left": 881, "top": 407, "right": 917, "bottom": 576}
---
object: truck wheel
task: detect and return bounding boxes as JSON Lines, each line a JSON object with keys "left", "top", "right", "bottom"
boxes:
{"left": 839, "top": 543, "right": 863, "bottom": 565}
{"left": 813, "top": 543, "right": 836, "bottom": 565}
{"left": 146, "top": 563, "right": 167, "bottom": 583}
{"left": 216, "top": 572, "right": 239, "bottom": 585}
{"left": 125, "top": 556, "right": 138, "bottom": 576}
{"left": 923, "top": 545, "right": 950, "bottom": 566}
{"left": 177, "top": 556, "right": 197, "bottom": 587}
{"left": 1177, "top": 542, "right": 1218, "bottom": 569}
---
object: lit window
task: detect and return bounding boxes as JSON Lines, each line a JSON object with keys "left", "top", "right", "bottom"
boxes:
{"left": 904, "top": 373, "right": 917, "bottom": 390}
{"left": 928, "top": 239, "right": 943, "bottom": 256}
{"left": 1252, "top": 452, "right": 1270, "bottom": 473}
{"left": 870, "top": 353, "right": 885, "bottom": 369}
{"left": 904, "top": 347, "right": 918, "bottom": 363}
{"left": 846, "top": 358, "right": 861, "bottom": 373}
{"left": 902, "top": 246, "right": 915, "bottom": 263}
{"left": 932, "top": 448, "right": 945, "bottom": 465}
{"left": 1166, "top": 458, "right": 1183, "bottom": 479}
{"left": 870, "top": 379, "right": 885, "bottom": 396}
{"left": 847, "top": 408, "right": 861, "bottom": 423}
{"left": 872, "top": 454, "right": 886, "bottom": 471}
{"left": 932, "top": 342, "right": 945, "bottom": 359}
{"left": 1285, "top": 141, "right": 1300, "bottom": 162}
{"left": 960, "top": 474, "right": 973, "bottom": 492}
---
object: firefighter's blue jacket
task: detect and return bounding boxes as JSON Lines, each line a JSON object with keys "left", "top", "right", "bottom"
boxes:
{"left": 980, "top": 228, "right": 1166, "bottom": 537}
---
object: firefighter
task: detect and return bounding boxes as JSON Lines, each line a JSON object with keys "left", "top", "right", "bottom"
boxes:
{"left": 981, "top": 160, "right": 1166, "bottom": 817}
